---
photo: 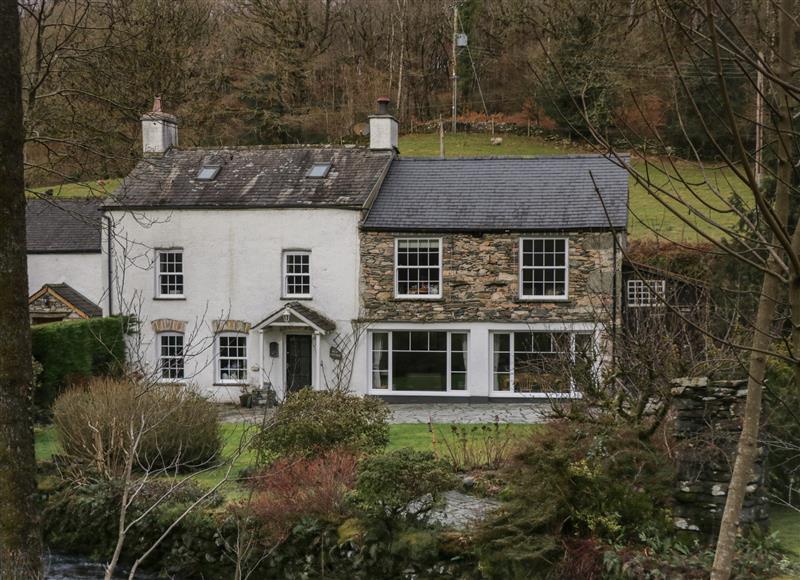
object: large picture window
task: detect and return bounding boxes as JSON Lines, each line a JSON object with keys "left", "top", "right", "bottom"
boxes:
{"left": 283, "top": 251, "right": 311, "bottom": 297}
{"left": 492, "top": 331, "right": 593, "bottom": 394}
{"left": 395, "top": 239, "right": 442, "bottom": 298}
{"left": 370, "top": 331, "right": 467, "bottom": 392}
{"left": 520, "top": 238, "right": 568, "bottom": 299}
{"left": 158, "top": 333, "right": 184, "bottom": 381}
{"left": 217, "top": 333, "right": 248, "bottom": 383}
{"left": 156, "top": 249, "right": 184, "bottom": 298}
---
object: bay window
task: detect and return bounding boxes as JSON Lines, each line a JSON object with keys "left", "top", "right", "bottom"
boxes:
{"left": 370, "top": 330, "right": 467, "bottom": 392}
{"left": 492, "top": 331, "right": 593, "bottom": 394}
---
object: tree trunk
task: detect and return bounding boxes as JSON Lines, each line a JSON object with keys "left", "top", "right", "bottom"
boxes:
{"left": 0, "top": 0, "right": 43, "bottom": 577}
{"left": 711, "top": 2, "right": 795, "bottom": 577}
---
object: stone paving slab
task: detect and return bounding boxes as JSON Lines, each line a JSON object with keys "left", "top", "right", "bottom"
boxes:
{"left": 388, "top": 403, "right": 549, "bottom": 424}
{"left": 429, "top": 490, "right": 502, "bottom": 530}
{"left": 218, "top": 402, "right": 549, "bottom": 425}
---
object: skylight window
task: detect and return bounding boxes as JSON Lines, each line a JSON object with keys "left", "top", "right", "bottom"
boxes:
{"left": 196, "top": 166, "right": 221, "bottom": 181}
{"left": 306, "top": 163, "right": 331, "bottom": 178}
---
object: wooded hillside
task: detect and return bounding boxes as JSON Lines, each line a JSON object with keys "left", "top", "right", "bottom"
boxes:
{"left": 21, "top": 0, "right": 760, "bottom": 185}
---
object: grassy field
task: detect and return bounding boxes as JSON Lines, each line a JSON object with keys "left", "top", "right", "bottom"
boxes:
{"left": 28, "top": 178, "right": 120, "bottom": 199}
{"left": 28, "top": 133, "right": 751, "bottom": 242}
{"left": 398, "top": 133, "right": 752, "bottom": 242}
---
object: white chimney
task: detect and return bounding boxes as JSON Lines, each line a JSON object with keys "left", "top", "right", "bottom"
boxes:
{"left": 141, "top": 96, "right": 178, "bottom": 155}
{"left": 369, "top": 97, "right": 398, "bottom": 152}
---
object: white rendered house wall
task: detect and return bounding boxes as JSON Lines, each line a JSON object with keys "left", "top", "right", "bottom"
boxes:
{"left": 106, "top": 207, "right": 364, "bottom": 402}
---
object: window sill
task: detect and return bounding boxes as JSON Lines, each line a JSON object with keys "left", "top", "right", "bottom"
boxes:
{"left": 517, "top": 296, "right": 570, "bottom": 303}
{"left": 214, "top": 382, "right": 249, "bottom": 387}
{"left": 157, "top": 379, "right": 186, "bottom": 385}
{"left": 154, "top": 295, "right": 186, "bottom": 301}
{"left": 393, "top": 295, "right": 443, "bottom": 301}
{"left": 281, "top": 295, "right": 312, "bottom": 301}
{"left": 369, "top": 390, "right": 469, "bottom": 396}
{"left": 490, "top": 391, "right": 582, "bottom": 399}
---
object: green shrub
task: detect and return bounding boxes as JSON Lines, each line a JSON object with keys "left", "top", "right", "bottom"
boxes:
{"left": 476, "top": 422, "right": 674, "bottom": 578}
{"left": 352, "top": 448, "right": 454, "bottom": 521}
{"left": 53, "top": 377, "right": 221, "bottom": 476}
{"left": 31, "top": 316, "right": 127, "bottom": 410}
{"left": 42, "top": 478, "right": 228, "bottom": 578}
{"left": 253, "top": 389, "right": 390, "bottom": 459}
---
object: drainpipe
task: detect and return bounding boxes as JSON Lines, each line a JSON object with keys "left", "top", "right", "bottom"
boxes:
{"left": 106, "top": 216, "right": 113, "bottom": 316}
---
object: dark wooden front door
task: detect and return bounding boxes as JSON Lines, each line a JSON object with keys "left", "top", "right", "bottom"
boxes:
{"left": 286, "top": 334, "right": 312, "bottom": 393}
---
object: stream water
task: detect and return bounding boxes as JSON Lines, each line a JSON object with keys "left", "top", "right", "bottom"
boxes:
{"left": 45, "top": 553, "right": 156, "bottom": 579}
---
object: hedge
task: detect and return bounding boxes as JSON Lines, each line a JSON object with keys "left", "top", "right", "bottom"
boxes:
{"left": 31, "top": 316, "right": 127, "bottom": 410}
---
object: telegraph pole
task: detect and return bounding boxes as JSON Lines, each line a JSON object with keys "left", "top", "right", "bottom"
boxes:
{"left": 451, "top": 2, "right": 458, "bottom": 133}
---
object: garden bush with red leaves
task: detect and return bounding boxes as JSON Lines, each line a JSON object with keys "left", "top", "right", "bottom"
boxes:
{"left": 249, "top": 450, "right": 358, "bottom": 541}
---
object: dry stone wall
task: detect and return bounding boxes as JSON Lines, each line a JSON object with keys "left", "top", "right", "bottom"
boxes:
{"left": 359, "top": 230, "right": 617, "bottom": 322}
{"left": 671, "top": 377, "right": 768, "bottom": 540}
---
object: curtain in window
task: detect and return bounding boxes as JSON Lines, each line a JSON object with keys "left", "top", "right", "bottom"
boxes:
{"left": 372, "top": 333, "right": 388, "bottom": 389}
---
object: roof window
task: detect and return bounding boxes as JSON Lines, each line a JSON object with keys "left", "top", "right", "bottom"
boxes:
{"left": 196, "top": 166, "right": 221, "bottom": 181}
{"left": 306, "top": 163, "right": 331, "bottom": 178}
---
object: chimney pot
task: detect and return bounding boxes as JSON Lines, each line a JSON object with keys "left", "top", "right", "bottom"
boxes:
{"left": 152, "top": 95, "right": 162, "bottom": 113}
{"left": 376, "top": 96, "right": 390, "bottom": 115}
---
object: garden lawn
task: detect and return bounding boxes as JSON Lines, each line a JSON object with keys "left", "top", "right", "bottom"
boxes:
{"left": 36, "top": 422, "right": 537, "bottom": 498}
{"left": 772, "top": 507, "right": 800, "bottom": 559}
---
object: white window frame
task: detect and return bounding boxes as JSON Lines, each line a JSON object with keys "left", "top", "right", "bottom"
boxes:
{"left": 215, "top": 332, "right": 248, "bottom": 385}
{"left": 368, "top": 330, "right": 468, "bottom": 393}
{"left": 394, "top": 238, "right": 443, "bottom": 299}
{"left": 155, "top": 248, "right": 185, "bottom": 299}
{"left": 157, "top": 332, "right": 185, "bottom": 382}
{"left": 627, "top": 279, "right": 666, "bottom": 307}
{"left": 519, "top": 237, "right": 569, "bottom": 301}
{"left": 490, "top": 330, "right": 594, "bottom": 397}
{"left": 282, "top": 250, "right": 312, "bottom": 299}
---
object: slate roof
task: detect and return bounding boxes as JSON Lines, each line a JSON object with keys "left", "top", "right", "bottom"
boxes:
{"left": 254, "top": 301, "right": 337, "bottom": 333}
{"left": 107, "top": 146, "right": 393, "bottom": 210}
{"left": 363, "top": 155, "right": 629, "bottom": 231}
{"left": 29, "top": 283, "right": 103, "bottom": 318}
{"left": 26, "top": 198, "right": 103, "bottom": 253}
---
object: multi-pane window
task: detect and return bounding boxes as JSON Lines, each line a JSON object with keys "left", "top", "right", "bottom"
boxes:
{"left": 395, "top": 239, "right": 441, "bottom": 298}
{"left": 492, "top": 331, "right": 593, "bottom": 394}
{"left": 156, "top": 249, "right": 184, "bottom": 297}
{"left": 158, "top": 333, "right": 184, "bottom": 381}
{"left": 520, "top": 238, "right": 568, "bottom": 299}
{"left": 370, "top": 331, "right": 467, "bottom": 391}
{"left": 283, "top": 252, "right": 311, "bottom": 297}
{"left": 217, "top": 333, "right": 248, "bottom": 383}
{"left": 627, "top": 279, "right": 666, "bottom": 307}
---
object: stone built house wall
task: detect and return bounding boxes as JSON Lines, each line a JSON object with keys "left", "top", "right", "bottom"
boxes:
{"left": 359, "top": 230, "right": 618, "bottom": 322}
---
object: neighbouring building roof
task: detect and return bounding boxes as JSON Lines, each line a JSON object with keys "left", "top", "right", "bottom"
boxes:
{"left": 26, "top": 198, "right": 103, "bottom": 253}
{"left": 28, "top": 283, "right": 103, "bottom": 319}
{"left": 107, "top": 146, "right": 393, "bottom": 210}
{"left": 363, "top": 155, "right": 629, "bottom": 231}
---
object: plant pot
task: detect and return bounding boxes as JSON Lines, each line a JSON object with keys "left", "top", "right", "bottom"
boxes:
{"left": 239, "top": 393, "right": 253, "bottom": 409}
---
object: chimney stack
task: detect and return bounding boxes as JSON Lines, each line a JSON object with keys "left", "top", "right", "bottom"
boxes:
{"left": 141, "top": 96, "right": 178, "bottom": 155}
{"left": 369, "top": 97, "right": 398, "bottom": 152}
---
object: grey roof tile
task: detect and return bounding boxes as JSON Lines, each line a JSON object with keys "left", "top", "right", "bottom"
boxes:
{"left": 107, "top": 146, "right": 393, "bottom": 210}
{"left": 26, "top": 198, "right": 103, "bottom": 253}
{"left": 363, "top": 155, "right": 629, "bottom": 231}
